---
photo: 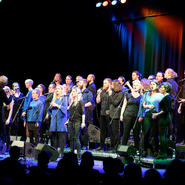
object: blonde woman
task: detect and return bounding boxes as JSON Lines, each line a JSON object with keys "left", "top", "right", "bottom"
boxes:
{"left": 47, "top": 85, "right": 68, "bottom": 156}
{"left": 65, "top": 87, "right": 85, "bottom": 160}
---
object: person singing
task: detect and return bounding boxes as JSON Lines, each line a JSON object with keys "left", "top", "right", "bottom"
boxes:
{"left": 47, "top": 85, "right": 68, "bottom": 156}
{"left": 96, "top": 78, "right": 112, "bottom": 151}
{"left": 109, "top": 80, "right": 124, "bottom": 152}
{"left": 65, "top": 87, "right": 85, "bottom": 160}
{"left": 152, "top": 82, "right": 172, "bottom": 159}
{"left": 120, "top": 80, "right": 141, "bottom": 150}
{"left": 23, "top": 88, "right": 44, "bottom": 146}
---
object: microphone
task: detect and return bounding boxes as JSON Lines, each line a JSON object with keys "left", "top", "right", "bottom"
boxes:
{"left": 179, "top": 78, "right": 185, "bottom": 82}
{"left": 52, "top": 80, "right": 57, "bottom": 83}
{"left": 123, "top": 89, "right": 130, "bottom": 93}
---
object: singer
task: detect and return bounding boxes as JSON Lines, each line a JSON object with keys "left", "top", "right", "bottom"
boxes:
{"left": 23, "top": 88, "right": 44, "bottom": 146}
{"left": 138, "top": 80, "right": 164, "bottom": 157}
{"left": 47, "top": 85, "right": 68, "bottom": 156}
{"left": 120, "top": 80, "right": 141, "bottom": 150}
{"left": 96, "top": 78, "right": 112, "bottom": 151}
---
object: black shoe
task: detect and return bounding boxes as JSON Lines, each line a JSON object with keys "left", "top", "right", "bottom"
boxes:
{"left": 142, "top": 151, "right": 147, "bottom": 157}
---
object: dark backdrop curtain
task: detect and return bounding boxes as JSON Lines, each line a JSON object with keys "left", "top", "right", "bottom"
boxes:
{"left": 112, "top": 14, "right": 184, "bottom": 79}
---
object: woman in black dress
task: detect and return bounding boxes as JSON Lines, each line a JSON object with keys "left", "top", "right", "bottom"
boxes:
{"left": 152, "top": 82, "right": 172, "bottom": 159}
{"left": 120, "top": 80, "right": 141, "bottom": 150}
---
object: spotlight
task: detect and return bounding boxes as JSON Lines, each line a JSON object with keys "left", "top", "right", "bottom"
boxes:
{"left": 96, "top": 2, "right": 102, "bottom": 7}
{"left": 102, "top": 0, "right": 109, "bottom": 7}
{"left": 111, "top": 0, "right": 118, "bottom": 5}
{"left": 120, "top": 0, "right": 126, "bottom": 4}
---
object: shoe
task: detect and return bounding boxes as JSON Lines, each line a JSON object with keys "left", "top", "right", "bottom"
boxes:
{"left": 142, "top": 151, "right": 147, "bottom": 157}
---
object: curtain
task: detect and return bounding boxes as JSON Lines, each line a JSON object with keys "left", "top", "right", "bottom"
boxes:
{"left": 113, "top": 14, "right": 184, "bottom": 79}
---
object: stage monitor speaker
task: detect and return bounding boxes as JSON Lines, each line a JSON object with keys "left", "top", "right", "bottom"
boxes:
{"left": 35, "top": 143, "right": 59, "bottom": 161}
{"left": 88, "top": 124, "right": 100, "bottom": 143}
{"left": 117, "top": 145, "right": 137, "bottom": 157}
{"left": 11, "top": 141, "right": 35, "bottom": 158}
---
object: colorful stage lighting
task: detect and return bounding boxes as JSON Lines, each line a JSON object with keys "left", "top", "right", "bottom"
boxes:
{"left": 120, "top": 0, "right": 126, "bottom": 4}
{"left": 96, "top": 2, "right": 102, "bottom": 7}
{"left": 102, "top": 0, "right": 109, "bottom": 7}
{"left": 111, "top": 0, "right": 118, "bottom": 5}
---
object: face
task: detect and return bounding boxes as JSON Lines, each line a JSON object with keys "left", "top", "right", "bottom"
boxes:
{"left": 37, "top": 85, "right": 43, "bottom": 94}
{"left": 54, "top": 74, "right": 61, "bottom": 81}
{"left": 71, "top": 89, "right": 78, "bottom": 98}
{"left": 32, "top": 91, "right": 39, "bottom": 100}
{"left": 13, "top": 83, "right": 20, "bottom": 91}
{"left": 25, "top": 82, "right": 32, "bottom": 89}
{"left": 48, "top": 85, "right": 55, "bottom": 93}
{"left": 150, "top": 82, "right": 158, "bottom": 91}
{"left": 164, "top": 69, "right": 170, "bottom": 79}
{"left": 66, "top": 76, "right": 72, "bottom": 85}
{"left": 133, "top": 83, "right": 141, "bottom": 92}
{"left": 87, "top": 75, "right": 92, "bottom": 83}
{"left": 118, "top": 78, "right": 124, "bottom": 85}
{"left": 77, "top": 80, "right": 83, "bottom": 89}
{"left": 56, "top": 86, "right": 64, "bottom": 96}
{"left": 132, "top": 72, "right": 138, "bottom": 81}
{"left": 103, "top": 80, "right": 111, "bottom": 91}
{"left": 159, "top": 85, "right": 165, "bottom": 94}
{"left": 156, "top": 72, "right": 163, "bottom": 83}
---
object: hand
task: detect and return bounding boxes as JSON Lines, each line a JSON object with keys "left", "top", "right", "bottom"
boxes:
{"left": 36, "top": 123, "right": 39, "bottom": 127}
{"left": 24, "top": 121, "right": 26, "bottom": 127}
{"left": 64, "top": 121, "right": 68, "bottom": 127}
{"left": 106, "top": 110, "right": 110, "bottom": 115}
{"left": 179, "top": 99, "right": 185, "bottom": 103}
{"left": 120, "top": 115, "right": 123, "bottom": 122}
{"left": 178, "top": 106, "right": 182, "bottom": 114}
{"left": 152, "top": 113, "right": 158, "bottom": 119}
{"left": 138, "top": 117, "right": 143, "bottom": 122}
{"left": 5, "top": 119, "right": 10, "bottom": 125}
{"left": 81, "top": 122, "right": 86, "bottom": 129}
{"left": 22, "top": 112, "right": 26, "bottom": 117}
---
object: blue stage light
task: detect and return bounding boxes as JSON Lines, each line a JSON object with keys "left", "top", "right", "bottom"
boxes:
{"left": 96, "top": 2, "right": 102, "bottom": 7}
{"left": 111, "top": 0, "right": 117, "bottom": 5}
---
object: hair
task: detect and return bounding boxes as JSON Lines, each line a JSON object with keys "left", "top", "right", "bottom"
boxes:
{"left": 71, "top": 86, "right": 83, "bottom": 102}
{"left": 52, "top": 85, "right": 65, "bottom": 102}
{"left": 133, "top": 70, "right": 142, "bottom": 80}
{"left": 32, "top": 88, "right": 41, "bottom": 97}
{"left": 118, "top": 76, "right": 126, "bottom": 84}
{"left": 161, "top": 82, "right": 172, "bottom": 93}
{"left": 3, "top": 86, "right": 10, "bottom": 92}
{"left": 0, "top": 75, "right": 8, "bottom": 87}
{"left": 150, "top": 79, "right": 159, "bottom": 86}
{"left": 112, "top": 79, "right": 122, "bottom": 92}
{"left": 25, "top": 79, "right": 33, "bottom": 85}
{"left": 38, "top": 84, "right": 46, "bottom": 94}
{"left": 104, "top": 78, "right": 112, "bottom": 84}
{"left": 141, "top": 78, "right": 151, "bottom": 91}
{"left": 12, "top": 82, "right": 20, "bottom": 89}
{"left": 165, "top": 68, "right": 178, "bottom": 78}
{"left": 89, "top": 74, "right": 96, "bottom": 81}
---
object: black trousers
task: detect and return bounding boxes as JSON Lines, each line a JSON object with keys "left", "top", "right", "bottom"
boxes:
{"left": 122, "top": 115, "right": 140, "bottom": 150}
{"left": 68, "top": 121, "right": 81, "bottom": 156}
{"left": 51, "top": 132, "right": 66, "bottom": 155}
{"left": 110, "top": 118, "right": 120, "bottom": 150}
{"left": 143, "top": 111, "right": 159, "bottom": 153}
{"left": 27, "top": 122, "right": 39, "bottom": 146}
{"left": 99, "top": 115, "right": 110, "bottom": 148}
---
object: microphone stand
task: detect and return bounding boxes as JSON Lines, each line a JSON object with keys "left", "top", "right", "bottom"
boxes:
{"left": 133, "top": 91, "right": 148, "bottom": 164}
